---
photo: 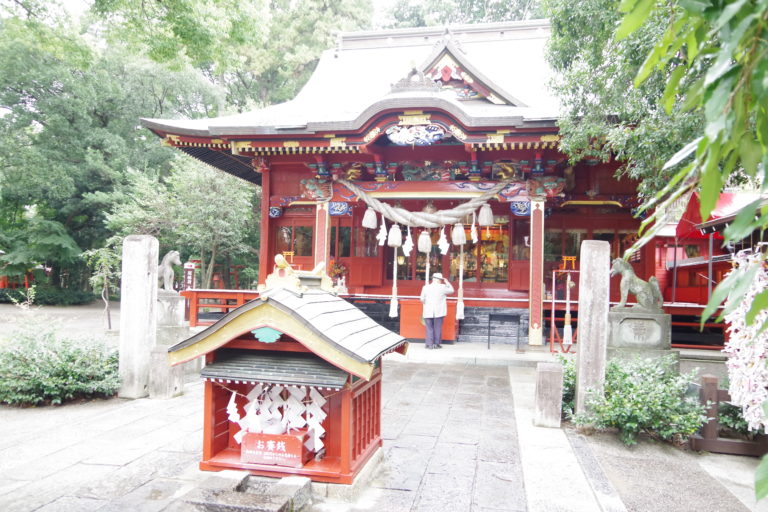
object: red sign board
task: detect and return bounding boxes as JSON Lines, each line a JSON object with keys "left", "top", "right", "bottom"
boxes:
{"left": 240, "top": 430, "right": 311, "bottom": 468}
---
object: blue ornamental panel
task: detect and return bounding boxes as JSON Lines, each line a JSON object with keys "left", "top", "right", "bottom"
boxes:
{"left": 329, "top": 202, "right": 351, "bottom": 216}
{"left": 510, "top": 201, "right": 531, "bottom": 216}
{"left": 268, "top": 206, "right": 283, "bottom": 218}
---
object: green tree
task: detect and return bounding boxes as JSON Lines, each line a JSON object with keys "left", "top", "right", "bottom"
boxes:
{"left": 612, "top": 0, "right": 767, "bottom": 499}
{"left": 0, "top": 15, "right": 224, "bottom": 286}
{"left": 91, "top": 0, "right": 374, "bottom": 110}
{"left": 81, "top": 236, "right": 122, "bottom": 330}
{"left": 544, "top": 0, "right": 703, "bottom": 197}
{"left": 107, "top": 158, "right": 259, "bottom": 288}
{"left": 382, "top": 0, "right": 542, "bottom": 28}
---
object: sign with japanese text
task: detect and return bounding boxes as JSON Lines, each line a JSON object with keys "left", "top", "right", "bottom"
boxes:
{"left": 240, "top": 431, "right": 310, "bottom": 468}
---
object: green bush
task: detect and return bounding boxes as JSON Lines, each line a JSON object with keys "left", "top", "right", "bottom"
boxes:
{"left": 566, "top": 355, "right": 706, "bottom": 446}
{"left": 0, "top": 325, "right": 119, "bottom": 405}
{"left": 0, "top": 285, "right": 95, "bottom": 306}
{"left": 558, "top": 355, "right": 576, "bottom": 417}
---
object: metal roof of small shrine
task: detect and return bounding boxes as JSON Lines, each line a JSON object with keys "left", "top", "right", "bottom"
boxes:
{"left": 168, "top": 285, "right": 407, "bottom": 380}
{"left": 142, "top": 20, "right": 556, "bottom": 138}
{"left": 201, "top": 349, "right": 349, "bottom": 389}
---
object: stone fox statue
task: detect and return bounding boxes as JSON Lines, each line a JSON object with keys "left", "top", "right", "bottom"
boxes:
{"left": 610, "top": 258, "right": 663, "bottom": 312}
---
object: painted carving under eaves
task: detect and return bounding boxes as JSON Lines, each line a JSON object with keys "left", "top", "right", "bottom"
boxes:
{"left": 386, "top": 124, "right": 448, "bottom": 146}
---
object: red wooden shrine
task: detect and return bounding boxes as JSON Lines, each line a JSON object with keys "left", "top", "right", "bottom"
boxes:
{"left": 144, "top": 20, "right": 730, "bottom": 349}
{"left": 168, "top": 264, "right": 406, "bottom": 483}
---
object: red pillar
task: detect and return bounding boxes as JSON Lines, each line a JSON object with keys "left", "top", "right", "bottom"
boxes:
{"left": 315, "top": 202, "right": 330, "bottom": 269}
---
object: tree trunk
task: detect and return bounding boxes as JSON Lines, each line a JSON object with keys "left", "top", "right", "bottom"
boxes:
{"left": 201, "top": 246, "right": 217, "bottom": 289}
{"left": 222, "top": 256, "right": 232, "bottom": 289}
{"left": 103, "top": 278, "right": 112, "bottom": 330}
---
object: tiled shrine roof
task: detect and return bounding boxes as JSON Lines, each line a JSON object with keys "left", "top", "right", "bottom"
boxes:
{"left": 142, "top": 20, "right": 557, "bottom": 138}
{"left": 168, "top": 285, "right": 406, "bottom": 380}
{"left": 201, "top": 349, "right": 349, "bottom": 389}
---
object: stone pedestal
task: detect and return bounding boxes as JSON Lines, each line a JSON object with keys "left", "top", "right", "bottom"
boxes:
{"left": 607, "top": 311, "right": 678, "bottom": 367}
{"left": 149, "top": 346, "right": 184, "bottom": 399}
{"left": 157, "top": 290, "right": 185, "bottom": 327}
{"left": 118, "top": 235, "right": 158, "bottom": 399}
{"left": 153, "top": 290, "right": 191, "bottom": 397}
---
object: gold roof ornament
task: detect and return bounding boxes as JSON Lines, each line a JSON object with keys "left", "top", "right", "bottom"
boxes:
{"left": 258, "top": 254, "right": 337, "bottom": 294}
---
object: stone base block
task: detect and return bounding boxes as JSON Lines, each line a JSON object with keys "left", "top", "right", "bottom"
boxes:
{"left": 157, "top": 325, "right": 191, "bottom": 346}
{"left": 311, "top": 448, "right": 383, "bottom": 502}
{"left": 149, "top": 346, "right": 184, "bottom": 399}
{"left": 608, "top": 311, "right": 671, "bottom": 350}
{"left": 157, "top": 291, "right": 186, "bottom": 327}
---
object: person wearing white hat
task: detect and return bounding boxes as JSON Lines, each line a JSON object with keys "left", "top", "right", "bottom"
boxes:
{"left": 419, "top": 272, "right": 454, "bottom": 349}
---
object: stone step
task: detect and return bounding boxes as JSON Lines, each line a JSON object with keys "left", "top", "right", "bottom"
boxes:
{"left": 457, "top": 334, "right": 520, "bottom": 345}
{"left": 171, "top": 474, "right": 311, "bottom": 512}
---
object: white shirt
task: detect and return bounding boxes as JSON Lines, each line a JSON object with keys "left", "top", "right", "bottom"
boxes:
{"left": 420, "top": 280, "right": 454, "bottom": 318}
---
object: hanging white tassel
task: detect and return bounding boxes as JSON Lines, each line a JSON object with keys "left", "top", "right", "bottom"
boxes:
{"left": 478, "top": 203, "right": 494, "bottom": 226}
{"left": 389, "top": 248, "right": 398, "bottom": 318}
{"left": 418, "top": 230, "right": 432, "bottom": 253}
{"left": 387, "top": 223, "right": 402, "bottom": 247}
{"left": 456, "top": 245, "right": 465, "bottom": 321}
{"left": 402, "top": 226, "right": 414, "bottom": 256}
{"left": 438, "top": 225, "right": 450, "bottom": 255}
{"left": 451, "top": 223, "right": 466, "bottom": 246}
{"left": 362, "top": 207, "right": 378, "bottom": 229}
{"left": 563, "top": 273, "right": 574, "bottom": 345}
{"left": 471, "top": 211, "right": 478, "bottom": 243}
{"left": 377, "top": 214, "right": 387, "bottom": 246}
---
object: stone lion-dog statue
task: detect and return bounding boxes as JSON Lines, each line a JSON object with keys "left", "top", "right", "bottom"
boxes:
{"left": 610, "top": 258, "right": 663, "bottom": 312}
{"left": 159, "top": 250, "right": 181, "bottom": 292}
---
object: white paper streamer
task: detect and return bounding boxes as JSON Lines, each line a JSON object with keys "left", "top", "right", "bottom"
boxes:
{"left": 402, "top": 226, "right": 413, "bottom": 256}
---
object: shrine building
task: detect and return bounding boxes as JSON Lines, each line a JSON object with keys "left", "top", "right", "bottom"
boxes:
{"left": 143, "top": 20, "right": 656, "bottom": 347}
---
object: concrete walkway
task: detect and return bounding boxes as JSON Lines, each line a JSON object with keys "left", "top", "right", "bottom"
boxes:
{"left": 0, "top": 303, "right": 766, "bottom": 511}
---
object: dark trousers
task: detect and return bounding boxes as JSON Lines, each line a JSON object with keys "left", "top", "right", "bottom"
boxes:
{"left": 424, "top": 316, "right": 444, "bottom": 347}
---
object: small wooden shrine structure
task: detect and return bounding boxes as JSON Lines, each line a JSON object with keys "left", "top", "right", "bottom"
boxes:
{"left": 168, "top": 260, "right": 407, "bottom": 483}
{"left": 143, "top": 20, "right": 663, "bottom": 347}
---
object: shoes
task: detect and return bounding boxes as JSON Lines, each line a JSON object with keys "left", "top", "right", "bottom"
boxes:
{"left": 425, "top": 345, "right": 433, "bottom": 349}
{"left": 436, "top": 345, "right": 443, "bottom": 349}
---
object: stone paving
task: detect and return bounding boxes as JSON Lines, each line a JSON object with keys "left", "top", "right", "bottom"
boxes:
{"left": 1, "top": 302, "right": 768, "bottom": 511}
{"left": 317, "top": 362, "right": 527, "bottom": 512}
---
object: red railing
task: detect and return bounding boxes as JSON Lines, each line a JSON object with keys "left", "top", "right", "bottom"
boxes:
{"left": 181, "top": 289, "right": 259, "bottom": 327}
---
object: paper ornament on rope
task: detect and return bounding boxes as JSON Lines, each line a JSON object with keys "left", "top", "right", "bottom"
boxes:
{"left": 402, "top": 226, "right": 413, "bottom": 256}
{"left": 438, "top": 226, "right": 450, "bottom": 255}
{"left": 306, "top": 388, "right": 328, "bottom": 452}
{"left": 470, "top": 211, "right": 478, "bottom": 243}
{"left": 362, "top": 207, "right": 377, "bottom": 229}
{"left": 376, "top": 214, "right": 387, "bottom": 246}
